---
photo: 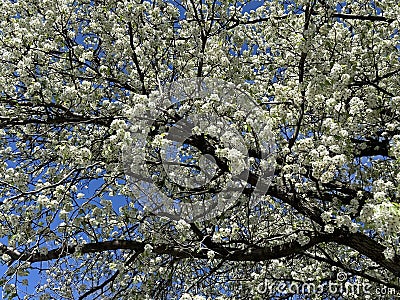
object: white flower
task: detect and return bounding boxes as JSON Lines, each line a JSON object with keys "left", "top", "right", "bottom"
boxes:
{"left": 144, "top": 244, "right": 153, "bottom": 253}
{"left": 110, "top": 119, "right": 127, "bottom": 130}
{"left": 321, "top": 211, "right": 331, "bottom": 223}
{"left": 330, "top": 63, "right": 342, "bottom": 77}
{"left": 373, "top": 191, "right": 386, "bottom": 202}
{"left": 207, "top": 250, "right": 216, "bottom": 259}
{"left": 297, "top": 232, "right": 310, "bottom": 246}
{"left": 349, "top": 97, "right": 364, "bottom": 115}
{"left": 320, "top": 171, "right": 334, "bottom": 184}
{"left": 37, "top": 195, "right": 49, "bottom": 205}
{"left": 349, "top": 223, "right": 358, "bottom": 233}
{"left": 216, "top": 148, "right": 246, "bottom": 175}
{"left": 179, "top": 293, "right": 193, "bottom": 300}
{"left": 383, "top": 247, "right": 395, "bottom": 260}
{"left": 176, "top": 219, "right": 190, "bottom": 232}
{"left": 205, "top": 125, "right": 219, "bottom": 136}
{"left": 77, "top": 193, "right": 85, "bottom": 199}
{"left": 324, "top": 224, "right": 335, "bottom": 233}
{"left": 1, "top": 253, "right": 11, "bottom": 262}
{"left": 336, "top": 215, "right": 352, "bottom": 228}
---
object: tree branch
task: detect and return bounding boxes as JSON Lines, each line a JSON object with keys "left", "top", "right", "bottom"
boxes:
{"left": 5, "top": 228, "right": 400, "bottom": 280}
{"left": 337, "top": 232, "right": 400, "bottom": 277}
{"left": 78, "top": 249, "right": 143, "bottom": 300}
{"left": 332, "top": 13, "right": 395, "bottom": 23}
{"left": 7, "top": 233, "right": 335, "bottom": 264}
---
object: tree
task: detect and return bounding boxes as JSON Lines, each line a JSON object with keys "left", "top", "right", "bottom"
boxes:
{"left": 0, "top": 0, "right": 400, "bottom": 298}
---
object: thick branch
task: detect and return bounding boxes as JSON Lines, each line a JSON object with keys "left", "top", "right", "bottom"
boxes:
{"left": 0, "top": 243, "right": 22, "bottom": 262}
{"left": 337, "top": 232, "right": 400, "bottom": 277}
{"left": 226, "top": 12, "right": 395, "bottom": 31}
{"left": 332, "top": 13, "right": 395, "bottom": 23}
{"left": 5, "top": 229, "right": 400, "bottom": 278}
{"left": 10, "top": 233, "right": 335, "bottom": 264}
